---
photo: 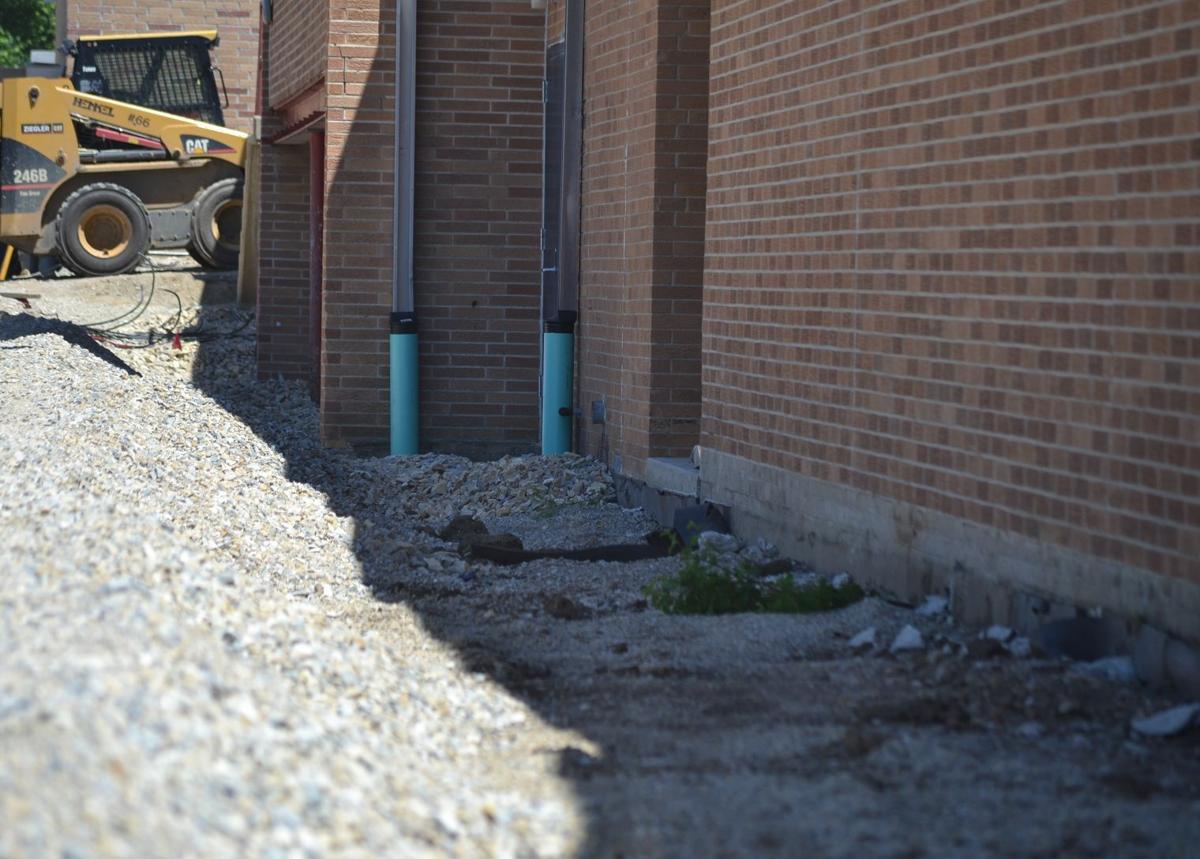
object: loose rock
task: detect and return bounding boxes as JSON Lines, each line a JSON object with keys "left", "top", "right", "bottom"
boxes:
{"left": 849, "top": 627, "right": 877, "bottom": 651}
{"left": 543, "top": 594, "right": 593, "bottom": 621}
{"left": 890, "top": 625, "right": 924, "bottom": 653}
{"left": 1130, "top": 704, "right": 1200, "bottom": 738}
{"left": 915, "top": 595, "right": 949, "bottom": 616}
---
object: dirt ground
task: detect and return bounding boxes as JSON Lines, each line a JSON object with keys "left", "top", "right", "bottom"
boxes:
{"left": 375, "top": 562, "right": 1200, "bottom": 859}
{"left": 5, "top": 260, "right": 1199, "bottom": 859}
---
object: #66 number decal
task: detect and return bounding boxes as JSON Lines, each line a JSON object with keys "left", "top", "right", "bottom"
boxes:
{"left": 12, "top": 167, "right": 50, "bottom": 184}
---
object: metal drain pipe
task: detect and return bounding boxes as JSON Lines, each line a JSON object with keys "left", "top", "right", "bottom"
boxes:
{"left": 541, "top": 0, "right": 584, "bottom": 454}
{"left": 390, "top": 0, "right": 418, "bottom": 455}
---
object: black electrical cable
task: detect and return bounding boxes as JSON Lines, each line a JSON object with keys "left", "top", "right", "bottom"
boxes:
{"left": 179, "top": 311, "right": 255, "bottom": 341}
{"left": 78, "top": 254, "right": 157, "bottom": 331}
{"left": 28, "top": 252, "right": 255, "bottom": 349}
{"left": 76, "top": 254, "right": 169, "bottom": 349}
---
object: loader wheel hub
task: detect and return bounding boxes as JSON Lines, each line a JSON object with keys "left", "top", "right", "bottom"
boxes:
{"left": 77, "top": 205, "right": 132, "bottom": 259}
{"left": 212, "top": 200, "right": 243, "bottom": 252}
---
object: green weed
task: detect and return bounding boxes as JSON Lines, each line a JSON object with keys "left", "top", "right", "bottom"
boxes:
{"left": 643, "top": 538, "right": 864, "bottom": 615}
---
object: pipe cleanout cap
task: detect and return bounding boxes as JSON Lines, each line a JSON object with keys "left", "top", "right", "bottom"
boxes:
{"left": 390, "top": 312, "right": 417, "bottom": 335}
{"left": 544, "top": 310, "right": 577, "bottom": 334}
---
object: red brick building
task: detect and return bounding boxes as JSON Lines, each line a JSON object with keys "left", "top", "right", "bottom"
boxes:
{"left": 258, "top": 0, "right": 544, "bottom": 456}
{"left": 59, "top": 0, "right": 261, "bottom": 133}
{"left": 257, "top": 1, "right": 1200, "bottom": 656}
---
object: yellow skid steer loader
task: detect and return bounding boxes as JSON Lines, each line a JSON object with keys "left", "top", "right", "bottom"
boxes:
{"left": 0, "top": 31, "right": 248, "bottom": 276}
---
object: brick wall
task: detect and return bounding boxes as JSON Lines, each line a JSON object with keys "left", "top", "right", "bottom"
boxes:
{"left": 647, "top": 0, "right": 710, "bottom": 458}
{"left": 318, "top": 0, "right": 393, "bottom": 445}
{"left": 410, "top": 0, "right": 546, "bottom": 456}
{"left": 267, "top": 0, "right": 329, "bottom": 110}
{"left": 64, "top": 0, "right": 261, "bottom": 132}
{"left": 703, "top": 0, "right": 1200, "bottom": 585}
{"left": 256, "top": 130, "right": 312, "bottom": 381}
{"left": 257, "top": 0, "right": 545, "bottom": 453}
{"left": 571, "top": 0, "right": 656, "bottom": 471}
{"left": 569, "top": 0, "right": 711, "bottom": 474}
{"left": 256, "top": 3, "right": 316, "bottom": 383}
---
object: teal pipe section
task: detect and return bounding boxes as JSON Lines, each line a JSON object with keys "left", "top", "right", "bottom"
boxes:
{"left": 389, "top": 330, "right": 419, "bottom": 456}
{"left": 541, "top": 330, "right": 574, "bottom": 454}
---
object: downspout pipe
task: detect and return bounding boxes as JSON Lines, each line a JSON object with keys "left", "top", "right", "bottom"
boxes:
{"left": 541, "top": 0, "right": 584, "bottom": 454}
{"left": 308, "top": 130, "right": 325, "bottom": 403}
{"left": 390, "top": 0, "right": 418, "bottom": 455}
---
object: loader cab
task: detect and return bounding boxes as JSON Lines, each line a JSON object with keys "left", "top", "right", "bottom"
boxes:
{"left": 69, "top": 31, "right": 226, "bottom": 127}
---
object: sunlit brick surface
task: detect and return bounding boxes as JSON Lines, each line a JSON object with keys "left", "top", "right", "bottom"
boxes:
{"left": 703, "top": 0, "right": 1200, "bottom": 581}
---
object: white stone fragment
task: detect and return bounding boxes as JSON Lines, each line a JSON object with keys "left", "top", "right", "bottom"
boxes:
{"left": 984, "top": 625, "right": 1014, "bottom": 642}
{"left": 890, "top": 624, "right": 924, "bottom": 653}
{"left": 1005, "top": 637, "right": 1032, "bottom": 659}
{"left": 1130, "top": 703, "right": 1200, "bottom": 737}
{"left": 696, "top": 531, "right": 740, "bottom": 554}
{"left": 1074, "top": 656, "right": 1137, "bottom": 684}
{"left": 741, "top": 537, "right": 779, "bottom": 565}
{"left": 848, "top": 627, "right": 877, "bottom": 650}
{"left": 915, "top": 595, "right": 948, "bottom": 616}
{"left": 831, "top": 572, "right": 852, "bottom": 589}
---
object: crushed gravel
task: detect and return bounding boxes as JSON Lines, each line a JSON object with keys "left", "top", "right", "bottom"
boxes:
{"left": 0, "top": 299, "right": 591, "bottom": 858}
{"left": 3, "top": 276, "right": 1200, "bottom": 858}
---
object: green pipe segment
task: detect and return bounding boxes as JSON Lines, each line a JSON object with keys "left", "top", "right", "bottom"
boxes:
{"left": 541, "top": 329, "right": 574, "bottom": 455}
{"left": 389, "top": 328, "right": 419, "bottom": 456}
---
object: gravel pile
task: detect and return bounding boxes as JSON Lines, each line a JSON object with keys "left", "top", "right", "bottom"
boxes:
{"left": 6, "top": 285, "right": 1200, "bottom": 859}
{"left": 0, "top": 305, "right": 593, "bottom": 858}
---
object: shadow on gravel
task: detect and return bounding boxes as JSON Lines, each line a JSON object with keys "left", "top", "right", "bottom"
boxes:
{"left": 188, "top": 289, "right": 1200, "bottom": 859}
{"left": 0, "top": 312, "right": 141, "bottom": 376}
{"left": 184, "top": 294, "right": 1200, "bottom": 858}
{"left": 178, "top": 28, "right": 769, "bottom": 859}
{"left": 180, "top": 22, "right": 643, "bottom": 859}
{"left": 189, "top": 337, "right": 661, "bottom": 856}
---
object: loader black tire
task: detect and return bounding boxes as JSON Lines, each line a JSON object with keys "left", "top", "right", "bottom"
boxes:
{"left": 55, "top": 184, "right": 151, "bottom": 277}
{"left": 187, "top": 177, "right": 243, "bottom": 271}
{"left": 184, "top": 240, "right": 223, "bottom": 271}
